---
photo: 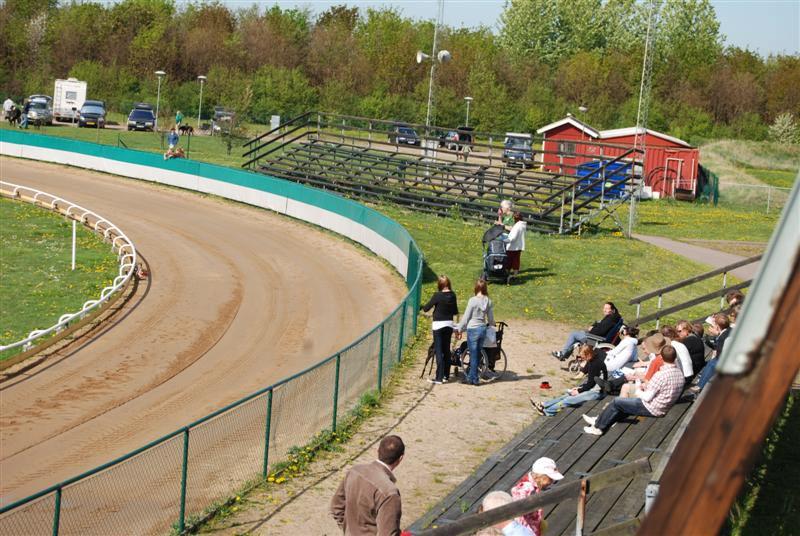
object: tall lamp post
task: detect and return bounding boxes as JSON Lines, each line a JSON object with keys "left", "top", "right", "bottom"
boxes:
{"left": 197, "top": 75, "right": 207, "bottom": 130}
{"left": 416, "top": 0, "right": 449, "bottom": 129}
{"left": 464, "top": 96, "right": 473, "bottom": 127}
{"left": 154, "top": 70, "right": 166, "bottom": 131}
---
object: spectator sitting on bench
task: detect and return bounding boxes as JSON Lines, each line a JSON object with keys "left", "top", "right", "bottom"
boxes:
{"left": 532, "top": 344, "right": 607, "bottom": 417}
{"left": 597, "top": 333, "right": 668, "bottom": 396}
{"left": 552, "top": 302, "right": 621, "bottom": 361}
{"left": 694, "top": 313, "right": 732, "bottom": 392}
{"left": 475, "top": 491, "right": 533, "bottom": 536}
{"left": 510, "top": 457, "right": 564, "bottom": 535}
{"left": 603, "top": 325, "right": 640, "bottom": 374}
{"left": 582, "top": 344, "right": 683, "bottom": 436}
{"left": 662, "top": 325, "right": 694, "bottom": 385}
{"left": 676, "top": 320, "right": 706, "bottom": 379}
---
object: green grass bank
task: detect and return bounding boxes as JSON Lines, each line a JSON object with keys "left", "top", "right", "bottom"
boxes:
{"left": 0, "top": 198, "right": 119, "bottom": 355}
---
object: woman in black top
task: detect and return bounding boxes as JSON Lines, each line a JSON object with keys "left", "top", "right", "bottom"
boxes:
{"left": 420, "top": 275, "right": 459, "bottom": 384}
{"left": 533, "top": 345, "right": 608, "bottom": 416}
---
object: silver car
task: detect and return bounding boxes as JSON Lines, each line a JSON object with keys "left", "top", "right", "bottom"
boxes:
{"left": 27, "top": 97, "right": 53, "bottom": 126}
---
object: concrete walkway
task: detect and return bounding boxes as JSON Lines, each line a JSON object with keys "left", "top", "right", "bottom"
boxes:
{"left": 633, "top": 234, "right": 761, "bottom": 280}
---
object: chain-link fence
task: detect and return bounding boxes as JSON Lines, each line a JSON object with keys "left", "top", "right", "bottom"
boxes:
{"left": 718, "top": 182, "right": 792, "bottom": 214}
{"left": 0, "top": 248, "right": 422, "bottom": 536}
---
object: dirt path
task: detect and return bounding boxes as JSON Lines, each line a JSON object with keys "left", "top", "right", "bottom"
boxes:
{"left": 200, "top": 319, "right": 577, "bottom": 535}
{"left": 0, "top": 159, "right": 406, "bottom": 504}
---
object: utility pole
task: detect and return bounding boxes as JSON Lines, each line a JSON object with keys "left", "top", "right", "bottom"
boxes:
{"left": 627, "top": 0, "right": 658, "bottom": 239}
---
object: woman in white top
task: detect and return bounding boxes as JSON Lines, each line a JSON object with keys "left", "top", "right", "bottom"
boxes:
{"left": 604, "top": 325, "right": 640, "bottom": 374}
{"left": 504, "top": 212, "right": 526, "bottom": 277}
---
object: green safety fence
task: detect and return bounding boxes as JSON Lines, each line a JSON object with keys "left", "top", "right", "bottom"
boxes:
{"left": 0, "top": 131, "right": 423, "bottom": 535}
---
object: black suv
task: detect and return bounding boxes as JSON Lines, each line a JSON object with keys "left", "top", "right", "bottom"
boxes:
{"left": 388, "top": 123, "right": 421, "bottom": 146}
{"left": 127, "top": 104, "right": 155, "bottom": 131}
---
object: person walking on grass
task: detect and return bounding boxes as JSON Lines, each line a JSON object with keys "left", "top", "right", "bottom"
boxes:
{"left": 331, "top": 435, "right": 405, "bottom": 536}
{"left": 175, "top": 110, "right": 183, "bottom": 127}
{"left": 420, "top": 275, "right": 459, "bottom": 385}
{"left": 455, "top": 279, "right": 494, "bottom": 386}
{"left": 503, "top": 212, "right": 526, "bottom": 280}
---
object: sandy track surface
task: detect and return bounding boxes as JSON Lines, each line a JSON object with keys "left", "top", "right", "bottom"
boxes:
{"left": 0, "top": 159, "right": 405, "bottom": 504}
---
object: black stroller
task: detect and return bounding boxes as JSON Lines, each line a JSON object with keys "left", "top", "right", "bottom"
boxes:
{"left": 482, "top": 224, "right": 510, "bottom": 284}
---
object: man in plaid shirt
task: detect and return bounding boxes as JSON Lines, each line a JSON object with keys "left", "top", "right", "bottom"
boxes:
{"left": 583, "top": 346, "right": 684, "bottom": 435}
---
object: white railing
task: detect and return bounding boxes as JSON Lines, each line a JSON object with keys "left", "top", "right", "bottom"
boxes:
{"left": 0, "top": 181, "right": 138, "bottom": 353}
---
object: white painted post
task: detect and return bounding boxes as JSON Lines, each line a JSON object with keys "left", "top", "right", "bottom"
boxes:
{"left": 71, "top": 220, "right": 77, "bottom": 270}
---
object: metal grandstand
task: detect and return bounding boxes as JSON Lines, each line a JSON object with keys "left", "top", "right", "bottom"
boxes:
{"left": 243, "top": 112, "right": 645, "bottom": 235}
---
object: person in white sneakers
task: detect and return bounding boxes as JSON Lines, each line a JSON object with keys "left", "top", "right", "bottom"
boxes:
{"left": 583, "top": 346, "right": 684, "bottom": 436}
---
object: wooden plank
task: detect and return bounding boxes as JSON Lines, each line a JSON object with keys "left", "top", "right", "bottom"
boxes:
{"left": 578, "top": 402, "right": 691, "bottom": 534}
{"left": 408, "top": 417, "right": 554, "bottom": 531}
{"left": 640, "top": 258, "right": 800, "bottom": 535}
{"left": 543, "top": 417, "right": 643, "bottom": 535}
{"left": 432, "top": 402, "right": 603, "bottom": 524}
{"left": 409, "top": 410, "right": 574, "bottom": 530}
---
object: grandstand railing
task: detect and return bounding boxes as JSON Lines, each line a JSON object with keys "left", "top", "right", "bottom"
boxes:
{"left": 242, "top": 112, "right": 645, "bottom": 235}
{"left": 0, "top": 131, "right": 423, "bottom": 535}
{"left": 411, "top": 458, "right": 652, "bottom": 536}
{"left": 629, "top": 255, "right": 761, "bottom": 327}
{"left": 0, "top": 181, "right": 137, "bottom": 356}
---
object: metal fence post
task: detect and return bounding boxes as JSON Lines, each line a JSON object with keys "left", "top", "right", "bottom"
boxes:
{"left": 178, "top": 428, "right": 190, "bottom": 534}
{"left": 332, "top": 354, "right": 341, "bottom": 432}
{"left": 767, "top": 186, "right": 772, "bottom": 213}
{"left": 397, "top": 301, "right": 407, "bottom": 363}
{"left": 51, "top": 488, "right": 62, "bottom": 536}
{"left": 262, "top": 389, "right": 273, "bottom": 478}
{"left": 378, "top": 324, "right": 385, "bottom": 392}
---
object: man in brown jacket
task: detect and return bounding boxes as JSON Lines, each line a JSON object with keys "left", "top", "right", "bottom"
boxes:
{"left": 330, "top": 435, "right": 405, "bottom": 535}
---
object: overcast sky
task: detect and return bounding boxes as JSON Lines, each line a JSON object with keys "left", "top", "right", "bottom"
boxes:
{"left": 216, "top": 0, "right": 800, "bottom": 56}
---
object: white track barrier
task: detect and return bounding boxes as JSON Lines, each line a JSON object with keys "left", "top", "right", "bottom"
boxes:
{"left": 0, "top": 181, "right": 138, "bottom": 353}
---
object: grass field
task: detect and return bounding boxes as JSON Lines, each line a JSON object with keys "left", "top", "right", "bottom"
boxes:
{"left": 634, "top": 198, "right": 779, "bottom": 242}
{"left": 0, "top": 198, "right": 119, "bottom": 354}
{"left": 727, "top": 393, "right": 800, "bottom": 536}
{"left": 376, "top": 203, "right": 733, "bottom": 328}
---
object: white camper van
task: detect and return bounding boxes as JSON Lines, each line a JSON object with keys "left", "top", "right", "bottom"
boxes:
{"left": 53, "top": 78, "right": 87, "bottom": 121}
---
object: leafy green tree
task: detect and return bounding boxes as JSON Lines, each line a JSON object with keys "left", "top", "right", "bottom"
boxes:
{"left": 250, "top": 66, "right": 318, "bottom": 122}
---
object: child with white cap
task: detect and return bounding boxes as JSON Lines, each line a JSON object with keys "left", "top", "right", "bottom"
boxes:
{"left": 510, "top": 457, "right": 564, "bottom": 535}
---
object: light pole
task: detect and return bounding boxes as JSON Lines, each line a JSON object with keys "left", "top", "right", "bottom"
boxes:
{"left": 154, "top": 70, "right": 166, "bottom": 131}
{"left": 196, "top": 75, "right": 207, "bottom": 130}
{"left": 464, "top": 96, "right": 473, "bottom": 127}
{"left": 416, "top": 0, "right": 449, "bottom": 129}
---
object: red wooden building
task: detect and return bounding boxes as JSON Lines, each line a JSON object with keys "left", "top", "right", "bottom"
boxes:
{"left": 536, "top": 114, "right": 700, "bottom": 198}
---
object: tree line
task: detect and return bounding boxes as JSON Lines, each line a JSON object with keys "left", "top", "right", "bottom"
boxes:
{"left": 1, "top": 0, "right": 797, "bottom": 143}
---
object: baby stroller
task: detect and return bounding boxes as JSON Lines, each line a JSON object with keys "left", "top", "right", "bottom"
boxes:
{"left": 482, "top": 224, "right": 510, "bottom": 284}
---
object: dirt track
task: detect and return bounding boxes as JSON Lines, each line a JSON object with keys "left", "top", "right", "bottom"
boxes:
{"left": 0, "top": 159, "right": 405, "bottom": 504}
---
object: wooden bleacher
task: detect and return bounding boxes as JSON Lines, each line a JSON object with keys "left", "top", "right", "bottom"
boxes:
{"left": 409, "top": 397, "right": 694, "bottom": 534}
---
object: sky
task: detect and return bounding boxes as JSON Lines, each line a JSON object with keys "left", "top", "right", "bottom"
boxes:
{"left": 217, "top": 0, "right": 800, "bottom": 56}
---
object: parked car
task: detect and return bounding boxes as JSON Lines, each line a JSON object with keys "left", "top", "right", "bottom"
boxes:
{"left": 53, "top": 78, "right": 87, "bottom": 121}
{"left": 502, "top": 132, "right": 534, "bottom": 168}
{"left": 388, "top": 123, "right": 421, "bottom": 146}
{"left": 438, "top": 126, "right": 474, "bottom": 151}
{"left": 26, "top": 96, "right": 53, "bottom": 126}
{"left": 78, "top": 100, "right": 106, "bottom": 128}
{"left": 127, "top": 106, "right": 155, "bottom": 131}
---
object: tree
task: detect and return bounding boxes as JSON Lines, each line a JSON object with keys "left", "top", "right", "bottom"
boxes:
{"left": 768, "top": 113, "right": 798, "bottom": 145}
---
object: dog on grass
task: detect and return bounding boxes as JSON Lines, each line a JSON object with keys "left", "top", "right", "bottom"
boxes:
{"left": 178, "top": 124, "right": 194, "bottom": 136}
{"left": 6, "top": 106, "right": 20, "bottom": 127}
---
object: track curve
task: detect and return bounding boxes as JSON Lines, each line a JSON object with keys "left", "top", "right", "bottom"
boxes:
{"left": 0, "top": 158, "right": 406, "bottom": 504}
